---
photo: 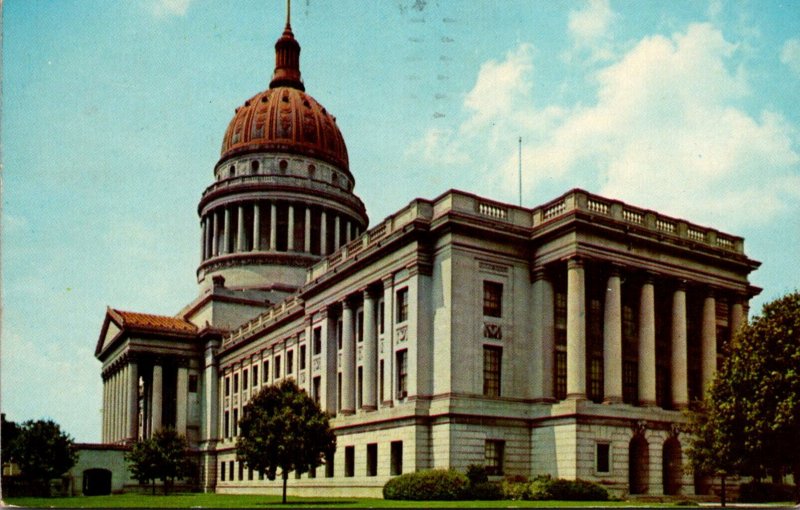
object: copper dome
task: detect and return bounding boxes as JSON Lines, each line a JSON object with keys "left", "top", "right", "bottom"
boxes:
{"left": 219, "top": 20, "right": 349, "bottom": 173}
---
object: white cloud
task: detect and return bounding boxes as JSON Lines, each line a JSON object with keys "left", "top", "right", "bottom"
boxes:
{"left": 408, "top": 23, "right": 800, "bottom": 231}
{"left": 149, "top": 0, "right": 192, "bottom": 18}
{"left": 781, "top": 38, "right": 800, "bottom": 76}
{"left": 565, "top": 0, "right": 617, "bottom": 64}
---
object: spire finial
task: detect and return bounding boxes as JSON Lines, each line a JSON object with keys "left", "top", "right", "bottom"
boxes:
{"left": 270, "top": 1, "right": 304, "bottom": 91}
{"left": 287, "top": 0, "right": 291, "bottom": 27}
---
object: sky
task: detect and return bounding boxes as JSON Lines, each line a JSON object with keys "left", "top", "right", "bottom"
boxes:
{"left": 2, "top": 0, "right": 799, "bottom": 442}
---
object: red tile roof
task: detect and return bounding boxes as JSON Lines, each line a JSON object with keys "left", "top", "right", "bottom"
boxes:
{"left": 110, "top": 309, "right": 197, "bottom": 335}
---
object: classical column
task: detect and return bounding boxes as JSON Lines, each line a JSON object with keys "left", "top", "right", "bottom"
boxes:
{"left": 334, "top": 215, "right": 341, "bottom": 250}
{"left": 531, "top": 269, "right": 555, "bottom": 400}
{"left": 237, "top": 204, "right": 245, "bottom": 252}
{"left": 566, "top": 258, "right": 587, "bottom": 399}
{"left": 381, "top": 274, "right": 395, "bottom": 407}
{"left": 701, "top": 291, "right": 717, "bottom": 397}
{"left": 638, "top": 278, "right": 657, "bottom": 406}
{"left": 304, "top": 207, "right": 311, "bottom": 253}
{"left": 363, "top": 288, "right": 378, "bottom": 411}
{"left": 340, "top": 299, "right": 356, "bottom": 414}
{"left": 320, "top": 210, "right": 328, "bottom": 255}
{"left": 287, "top": 204, "right": 295, "bottom": 251}
{"left": 211, "top": 211, "right": 218, "bottom": 256}
{"left": 110, "top": 370, "right": 118, "bottom": 442}
{"left": 671, "top": 284, "right": 689, "bottom": 409}
{"left": 202, "top": 340, "right": 220, "bottom": 442}
{"left": 223, "top": 207, "right": 231, "bottom": 254}
{"left": 252, "top": 202, "right": 261, "bottom": 251}
{"left": 176, "top": 366, "right": 188, "bottom": 435}
{"left": 345, "top": 220, "right": 351, "bottom": 243}
{"left": 269, "top": 202, "right": 278, "bottom": 251}
{"left": 322, "top": 308, "right": 338, "bottom": 414}
{"left": 730, "top": 299, "right": 745, "bottom": 337}
{"left": 152, "top": 363, "right": 164, "bottom": 433}
{"left": 603, "top": 268, "right": 623, "bottom": 404}
{"left": 128, "top": 361, "right": 138, "bottom": 441}
{"left": 119, "top": 364, "right": 128, "bottom": 442}
{"left": 201, "top": 218, "right": 207, "bottom": 261}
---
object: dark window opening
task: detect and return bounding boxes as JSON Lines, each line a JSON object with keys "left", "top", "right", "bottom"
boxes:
{"left": 396, "top": 288, "right": 409, "bottom": 323}
{"left": 390, "top": 441, "right": 403, "bottom": 475}
{"left": 483, "top": 281, "right": 503, "bottom": 317}
{"left": 485, "top": 440, "right": 505, "bottom": 476}
{"left": 366, "top": 443, "right": 378, "bottom": 477}
{"left": 597, "top": 443, "right": 610, "bottom": 473}
{"left": 345, "top": 446, "right": 355, "bottom": 477}
{"left": 483, "top": 345, "right": 502, "bottom": 397}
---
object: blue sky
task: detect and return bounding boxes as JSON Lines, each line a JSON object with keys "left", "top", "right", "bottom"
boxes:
{"left": 2, "top": 0, "right": 799, "bottom": 442}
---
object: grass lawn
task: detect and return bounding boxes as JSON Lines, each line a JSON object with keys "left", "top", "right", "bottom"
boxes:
{"left": 3, "top": 492, "right": 684, "bottom": 508}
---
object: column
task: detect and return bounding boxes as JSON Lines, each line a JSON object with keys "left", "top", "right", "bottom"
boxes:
{"left": 566, "top": 258, "right": 587, "bottom": 399}
{"left": 201, "top": 218, "right": 207, "bottom": 260}
{"left": 211, "top": 211, "right": 218, "bottom": 256}
{"left": 111, "top": 370, "right": 118, "bottom": 442}
{"left": 322, "top": 308, "right": 338, "bottom": 414}
{"left": 176, "top": 366, "right": 188, "bottom": 435}
{"left": 102, "top": 377, "right": 108, "bottom": 442}
{"left": 730, "top": 299, "right": 745, "bottom": 337}
{"left": 120, "top": 364, "right": 128, "bottom": 443}
{"left": 671, "top": 284, "right": 689, "bottom": 409}
{"left": 638, "top": 278, "right": 657, "bottom": 406}
{"left": 381, "top": 275, "right": 395, "bottom": 407}
{"left": 334, "top": 215, "right": 341, "bottom": 250}
{"left": 287, "top": 204, "right": 295, "bottom": 251}
{"left": 320, "top": 210, "right": 328, "bottom": 255}
{"left": 341, "top": 299, "right": 356, "bottom": 414}
{"left": 603, "top": 269, "right": 623, "bottom": 403}
{"left": 152, "top": 363, "right": 164, "bottom": 433}
{"left": 270, "top": 202, "right": 277, "bottom": 251}
{"left": 202, "top": 340, "right": 220, "bottom": 442}
{"left": 531, "top": 269, "right": 555, "bottom": 400}
{"left": 223, "top": 208, "right": 231, "bottom": 254}
{"left": 363, "top": 288, "right": 378, "bottom": 411}
{"left": 304, "top": 207, "right": 312, "bottom": 253}
{"left": 237, "top": 204, "right": 245, "bottom": 252}
{"left": 252, "top": 202, "right": 261, "bottom": 251}
{"left": 345, "top": 220, "right": 351, "bottom": 243}
{"left": 701, "top": 291, "right": 717, "bottom": 397}
{"left": 127, "top": 361, "right": 138, "bottom": 441}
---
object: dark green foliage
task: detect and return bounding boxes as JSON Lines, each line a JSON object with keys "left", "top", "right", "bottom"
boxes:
{"left": 126, "top": 429, "right": 192, "bottom": 495}
{"left": 527, "top": 475, "right": 609, "bottom": 501}
{"left": 6, "top": 419, "right": 78, "bottom": 494}
{"left": 501, "top": 475, "right": 531, "bottom": 500}
{"left": 467, "top": 481, "right": 503, "bottom": 500}
{"left": 737, "top": 482, "right": 795, "bottom": 503}
{"left": 1, "top": 414, "right": 20, "bottom": 466}
{"left": 382, "top": 469, "right": 469, "bottom": 500}
{"left": 465, "top": 464, "right": 489, "bottom": 485}
{"left": 236, "top": 379, "right": 335, "bottom": 504}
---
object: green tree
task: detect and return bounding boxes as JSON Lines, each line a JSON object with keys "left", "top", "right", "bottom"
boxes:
{"left": 1, "top": 414, "right": 20, "bottom": 466}
{"left": 7, "top": 419, "right": 78, "bottom": 496}
{"left": 126, "top": 428, "right": 192, "bottom": 495}
{"left": 688, "top": 292, "right": 800, "bottom": 503}
{"left": 236, "top": 379, "right": 336, "bottom": 504}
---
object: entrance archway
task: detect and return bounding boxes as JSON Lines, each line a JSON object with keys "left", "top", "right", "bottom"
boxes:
{"left": 82, "top": 468, "right": 112, "bottom": 496}
{"left": 663, "top": 437, "right": 682, "bottom": 495}
{"left": 628, "top": 434, "right": 649, "bottom": 494}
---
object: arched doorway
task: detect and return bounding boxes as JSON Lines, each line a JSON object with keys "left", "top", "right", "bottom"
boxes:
{"left": 628, "top": 434, "right": 649, "bottom": 494}
{"left": 82, "top": 468, "right": 112, "bottom": 496}
{"left": 663, "top": 437, "right": 682, "bottom": 495}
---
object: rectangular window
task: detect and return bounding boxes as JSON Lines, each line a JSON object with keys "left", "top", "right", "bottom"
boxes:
{"left": 396, "top": 350, "right": 408, "bottom": 398}
{"left": 390, "top": 441, "right": 403, "bottom": 475}
{"left": 220, "top": 462, "right": 226, "bottom": 481}
{"left": 308, "top": 466, "right": 316, "bottom": 479}
{"left": 379, "top": 360, "right": 385, "bottom": 403}
{"left": 233, "top": 373, "right": 239, "bottom": 393}
{"left": 337, "top": 373, "right": 342, "bottom": 411}
{"left": 483, "top": 281, "right": 503, "bottom": 317}
{"left": 554, "top": 291, "right": 567, "bottom": 346}
{"left": 225, "top": 376, "right": 231, "bottom": 396}
{"left": 357, "top": 366, "right": 363, "bottom": 409}
{"left": 325, "top": 452, "right": 335, "bottom": 478}
{"left": 228, "top": 461, "right": 234, "bottom": 482}
{"left": 313, "top": 327, "right": 322, "bottom": 355}
{"left": 248, "top": 467, "right": 253, "bottom": 481}
{"left": 483, "top": 345, "right": 502, "bottom": 397}
{"left": 485, "top": 440, "right": 505, "bottom": 476}
{"left": 366, "top": 443, "right": 378, "bottom": 477}
{"left": 555, "top": 350, "right": 567, "bottom": 400}
{"left": 300, "top": 345, "right": 307, "bottom": 370}
{"left": 259, "top": 470, "right": 264, "bottom": 480}
{"left": 274, "top": 356, "right": 281, "bottom": 379}
{"left": 396, "top": 288, "right": 409, "bottom": 323}
{"left": 596, "top": 443, "right": 610, "bottom": 473}
{"left": 345, "top": 446, "right": 355, "bottom": 477}
{"left": 623, "top": 360, "right": 638, "bottom": 404}
{"left": 287, "top": 350, "right": 294, "bottom": 374}
{"left": 312, "top": 376, "right": 321, "bottom": 404}
{"left": 357, "top": 310, "right": 364, "bottom": 342}
{"left": 224, "top": 411, "right": 230, "bottom": 439}
{"left": 188, "top": 375, "right": 198, "bottom": 393}
{"left": 337, "top": 319, "right": 343, "bottom": 350}
{"left": 379, "top": 301, "right": 385, "bottom": 334}
{"left": 233, "top": 409, "right": 238, "bottom": 437}
{"left": 243, "top": 369, "right": 249, "bottom": 390}
{"left": 238, "top": 461, "right": 244, "bottom": 481}
{"left": 263, "top": 360, "right": 269, "bottom": 384}
{"left": 589, "top": 356, "right": 603, "bottom": 403}
{"left": 252, "top": 366, "right": 258, "bottom": 387}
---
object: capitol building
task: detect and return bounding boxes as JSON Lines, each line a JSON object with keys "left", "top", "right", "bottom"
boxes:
{"left": 85, "top": 10, "right": 760, "bottom": 498}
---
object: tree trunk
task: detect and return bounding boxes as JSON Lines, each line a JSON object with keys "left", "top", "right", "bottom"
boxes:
{"left": 282, "top": 470, "right": 288, "bottom": 504}
{"left": 151, "top": 479, "right": 156, "bottom": 495}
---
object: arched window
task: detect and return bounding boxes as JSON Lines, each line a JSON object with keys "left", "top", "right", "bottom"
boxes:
{"left": 251, "top": 160, "right": 260, "bottom": 174}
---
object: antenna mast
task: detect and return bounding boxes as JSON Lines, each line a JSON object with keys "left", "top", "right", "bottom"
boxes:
{"left": 518, "top": 136, "right": 522, "bottom": 206}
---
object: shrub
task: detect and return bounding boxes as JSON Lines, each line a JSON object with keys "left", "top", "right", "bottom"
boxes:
{"left": 528, "top": 475, "right": 609, "bottom": 501}
{"left": 501, "top": 475, "right": 531, "bottom": 500}
{"left": 465, "top": 464, "right": 488, "bottom": 485}
{"left": 468, "top": 481, "right": 503, "bottom": 500}
{"left": 737, "top": 482, "right": 794, "bottom": 503}
{"left": 383, "top": 469, "right": 469, "bottom": 500}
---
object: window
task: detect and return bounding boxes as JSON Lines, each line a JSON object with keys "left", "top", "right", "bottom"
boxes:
{"left": 379, "top": 360, "right": 385, "bottom": 403}
{"left": 337, "top": 373, "right": 342, "bottom": 411}
{"left": 379, "top": 301, "right": 385, "bottom": 334}
{"left": 396, "top": 350, "right": 408, "bottom": 398}
{"left": 312, "top": 376, "right": 321, "bottom": 404}
{"left": 313, "top": 327, "right": 322, "bottom": 355}
{"left": 188, "top": 375, "right": 198, "bottom": 393}
{"left": 248, "top": 467, "right": 253, "bottom": 481}
{"left": 233, "top": 373, "right": 239, "bottom": 393}
{"left": 263, "top": 360, "right": 269, "bottom": 384}
{"left": 225, "top": 376, "right": 230, "bottom": 397}
{"left": 396, "top": 288, "right": 409, "bottom": 323}
{"left": 220, "top": 462, "right": 226, "bottom": 481}
{"left": 366, "top": 443, "right": 378, "bottom": 477}
{"left": 485, "top": 440, "right": 505, "bottom": 476}
{"left": 589, "top": 356, "right": 603, "bottom": 403}
{"left": 337, "top": 319, "right": 343, "bottom": 350}
{"left": 555, "top": 351, "right": 567, "bottom": 400}
{"left": 483, "top": 346, "right": 502, "bottom": 397}
{"left": 357, "top": 310, "right": 364, "bottom": 342}
{"left": 483, "top": 281, "right": 503, "bottom": 317}
{"left": 357, "top": 367, "right": 363, "bottom": 409}
{"left": 596, "top": 443, "right": 610, "bottom": 474}
{"left": 251, "top": 160, "right": 260, "bottom": 174}
{"left": 623, "top": 360, "right": 638, "bottom": 404}
{"left": 390, "top": 441, "right": 403, "bottom": 475}
{"left": 252, "top": 366, "right": 258, "bottom": 387}
{"left": 238, "top": 461, "right": 244, "bottom": 481}
{"left": 554, "top": 291, "right": 567, "bottom": 346}
{"left": 300, "top": 345, "right": 307, "bottom": 370}
{"left": 243, "top": 369, "right": 249, "bottom": 390}
{"left": 233, "top": 409, "right": 238, "bottom": 437}
{"left": 325, "top": 452, "right": 335, "bottom": 478}
{"left": 228, "top": 461, "right": 234, "bottom": 482}
{"left": 345, "top": 446, "right": 355, "bottom": 477}
{"left": 287, "top": 350, "right": 294, "bottom": 374}
{"left": 308, "top": 466, "right": 316, "bottom": 478}
{"left": 274, "top": 356, "right": 281, "bottom": 379}
{"left": 224, "top": 411, "right": 230, "bottom": 439}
